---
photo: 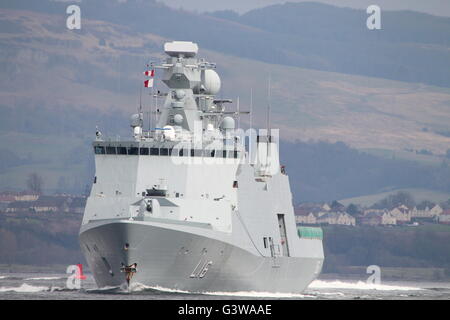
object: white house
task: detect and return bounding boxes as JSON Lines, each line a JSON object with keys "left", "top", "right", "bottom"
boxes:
{"left": 439, "top": 210, "right": 450, "bottom": 224}
{"left": 411, "top": 204, "right": 443, "bottom": 219}
{"left": 295, "top": 212, "right": 318, "bottom": 225}
{"left": 362, "top": 210, "right": 396, "bottom": 226}
{"left": 389, "top": 205, "right": 411, "bottom": 223}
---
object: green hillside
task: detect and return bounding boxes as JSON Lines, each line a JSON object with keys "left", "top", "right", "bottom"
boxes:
{"left": 340, "top": 188, "right": 450, "bottom": 207}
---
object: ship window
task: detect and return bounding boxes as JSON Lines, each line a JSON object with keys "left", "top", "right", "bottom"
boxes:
{"left": 233, "top": 181, "right": 238, "bottom": 188}
{"left": 234, "top": 151, "right": 239, "bottom": 159}
{"left": 128, "top": 147, "right": 139, "bottom": 155}
{"left": 228, "top": 151, "right": 234, "bottom": 158}
{"left": 209, "top": 150, "right": 215, "bottom": 157}
{"left": 150, "top": 147, "right": 159, "bottom": 155}
{"left": 222, "top": 150, "right": 227, "bottom": 158}
{"left": 263, "top": 237, "right": 268, "bottom": 249}
{"left": 179, "top": 149, "right": 184, "bottom": 156}
{"left": 190, "top": 149, "right": 195, "bottom": 157}
{"left": 94, "top": 176, "right": 97, "bottom": 184}
{"left": 106, "top": 146, "right": 116, "bottom": 154}
{"left": 140, "top": 147, "right": 149, "bottom": 155}
{"left": 194, "top": 149, "right": 202, "bottom": 157}
{"left": 168, "top": 148, "right": 173, "bottom": 156}
{"left": 94, "top": 146, "right": 105, "bottom": 154}
{"left": 117, "top": 147, "right": 127, "bottom": 155}
{"left": 160, "top": 148, "right": 169, "bottom": 156}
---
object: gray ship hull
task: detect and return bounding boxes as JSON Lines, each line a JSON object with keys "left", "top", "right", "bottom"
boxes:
{"left": 79, "top": 219, "right": 322, "bottom": 293}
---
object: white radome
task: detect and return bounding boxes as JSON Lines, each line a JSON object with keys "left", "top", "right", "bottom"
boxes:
{"left": 203, "top": 69, "right": 221, "bottom": 95}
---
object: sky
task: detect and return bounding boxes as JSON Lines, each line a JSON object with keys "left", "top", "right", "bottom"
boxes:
{"left": 158, "top": 0, "right": 450, "bottom": 17}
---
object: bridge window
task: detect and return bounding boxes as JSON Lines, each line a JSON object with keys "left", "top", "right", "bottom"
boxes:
{"left": 194, "top": 149, "right": 202, "bottom": 157}
{"left": 150, "top": 148, "right": 159, "bottom": 155}
{"left": 117, "top": 147, "right": 127, "bottom": 155}
{"left": 209, "top": 150, "right": 215, "bottom": 157}
{"left": 128, "top": 147, "right": 139, "bottom": 155}
{"left": 140, "top": 147, "right": 149, "bottom": 155}
{"left": 222, "top": 150, "right": 227, "bottom": 158}
{"left": 94, "top": 146, "right": 105, "bottom": 154}
{"left": 106, "top": 146, "right": 116, "bottom": 154}
{"left": 160, "top": 148, "right": 169, "bottom": 156}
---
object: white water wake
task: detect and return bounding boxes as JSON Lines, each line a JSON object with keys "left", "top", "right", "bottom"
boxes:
{"left": 0, "top": 283, "right": 49, "bottom": 293}
{"left": 202, "top": 290, "right": 315, "bottom": 298}
{"left": 24, "top": 276, "right": 64, "bottom": 281}
{"left": 308, "top": 280, "right": 423, "bottom": 291}
{"left": 129, "top": 282, "right": 191, "bottom": 294}
{"left": 129, "top": 282, "right": 313, "bottom": 298}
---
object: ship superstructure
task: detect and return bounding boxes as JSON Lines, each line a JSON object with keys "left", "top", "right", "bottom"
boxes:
{"left": 79, "top": 41, "right": 324, "bottom": 293}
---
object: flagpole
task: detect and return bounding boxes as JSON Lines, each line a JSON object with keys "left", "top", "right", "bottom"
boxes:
{"left": 155, "top": 78, "right": 158, "bottom": 128}
{"left": 237, "top": 96, "right": 240, "bottom": 130}
{"left": 249, "top": 88, "right": 254, "bottom": 164}
{"left": 139, "top": 84, "right": 142, "bottom": 114}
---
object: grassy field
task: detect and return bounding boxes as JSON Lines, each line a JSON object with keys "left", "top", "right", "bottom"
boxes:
{"left": 359, "top": 147, "right": 446, "bottom": 167}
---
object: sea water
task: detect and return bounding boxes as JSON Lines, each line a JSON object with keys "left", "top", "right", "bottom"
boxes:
{"left": 0, "top": 272, "right": 449, "bottom": 300}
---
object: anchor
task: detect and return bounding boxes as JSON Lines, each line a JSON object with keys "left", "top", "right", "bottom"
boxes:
{"left": 120, "top": 262, "right": 137, "bottom": 286}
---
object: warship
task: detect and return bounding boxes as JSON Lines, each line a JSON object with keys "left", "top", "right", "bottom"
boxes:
{"left": 79, "top": 41, "right": 324, "bottom": 293}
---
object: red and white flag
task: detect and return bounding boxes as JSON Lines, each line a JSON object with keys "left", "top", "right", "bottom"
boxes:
{"left": 143, "top": 67, "right": 155, "bottom": 87}
{"left": 143, "top": 69, "right": 155, "bottom": 77}
{"left": 144, "top": 78, "right": 154, "bottom": 88}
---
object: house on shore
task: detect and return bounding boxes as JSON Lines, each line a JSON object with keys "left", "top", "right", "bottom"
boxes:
{"left": 411, "top": 204, "right": 443, "bottom": 221}
{"left": 5, "top": 195, "right": 86, "bottom": 214}
{"left": 389, "top": 205, "right": 411, "bottom": 224}
{"left": 439, "top": 210, "right": 450, "bottom": 224}
{"left": 360, "top": 210, "right": 396, "bottom": 226}
{"left": 295, "top": 211, "right": 318, "bottom": 225}
{"left": 316, "top": 212, "right": 356, "bottom": 226}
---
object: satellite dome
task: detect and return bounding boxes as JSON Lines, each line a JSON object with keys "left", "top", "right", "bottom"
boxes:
{"left": 175, "top": 89, "right": 185, "bottom": 100}
{"left": 130, "top": 113, "right": 142, "bottom": 127}
{"left": 202, "top": 69, "right": 221, "bottom": 95}
{"left": 220, "top": 116, "right": 235, "bottom": 130}
{"left": 173, "top": 114, "right": 184, "bottom": 125}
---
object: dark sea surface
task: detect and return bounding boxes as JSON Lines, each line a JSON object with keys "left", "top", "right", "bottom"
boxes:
{"left": 1, "top": 272, "right": 449, "bottom": 300}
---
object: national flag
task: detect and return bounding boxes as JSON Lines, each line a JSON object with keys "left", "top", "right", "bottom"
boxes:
{"left": 143, "top": 69, "right": 155, "bottom": 77}
{"left": 144, "top": 78, "right": 154, "bottom": 88}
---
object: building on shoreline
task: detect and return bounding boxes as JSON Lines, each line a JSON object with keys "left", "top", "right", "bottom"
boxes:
{"left": 295, "top": 202, "right": 449, "bottom": 227}
{"left": 2, "top": 194, "right": 86, "bottom": 214}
